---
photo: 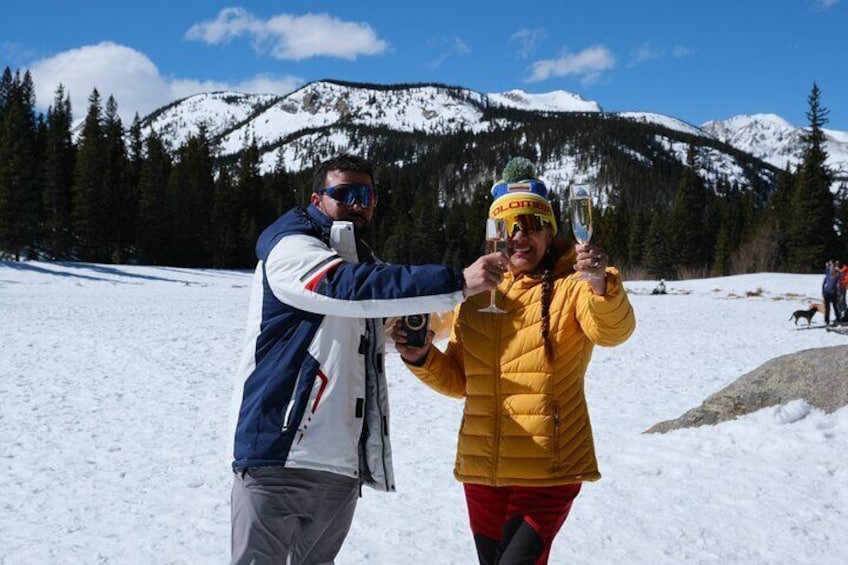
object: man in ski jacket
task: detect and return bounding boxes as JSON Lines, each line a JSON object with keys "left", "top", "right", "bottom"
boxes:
{"left": 229, "top": 154, "right": 504, "bottom": 565}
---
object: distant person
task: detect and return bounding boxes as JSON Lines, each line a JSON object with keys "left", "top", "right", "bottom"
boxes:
{"left": 651, "top": 279, "right": 667, "bottom": 295}
{"left": 822, "top": 260, "right": 840, "bottom": 326}
{"left": 228, "top": 154, "right": 505, "bottom": 565}
{"left": 392, "top": 157, "right": 636, "bottom": 565}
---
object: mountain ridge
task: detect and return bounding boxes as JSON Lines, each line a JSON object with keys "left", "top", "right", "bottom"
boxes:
{"left": 137, "top": 79, "right": 847, "bottom": 192}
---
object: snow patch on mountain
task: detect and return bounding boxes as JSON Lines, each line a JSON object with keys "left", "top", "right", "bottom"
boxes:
{"left": 487, "top": 89, "right": 601, "bottom": 113}
{"left": 615, "top": 112, "right": 705, "bottom": 137}
{"left": 702, "top": 114, "right": 848, "bottom": 186}
{"left": 143, "top": 91, "right": 277, "bottom": 150}
{"left": 212, "top": 81, "right": 496, "bottom": 157}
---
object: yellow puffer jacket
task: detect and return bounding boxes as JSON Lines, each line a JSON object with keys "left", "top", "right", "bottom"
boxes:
{"left": 405, "top": 240, "right": 636, "bottom": 487}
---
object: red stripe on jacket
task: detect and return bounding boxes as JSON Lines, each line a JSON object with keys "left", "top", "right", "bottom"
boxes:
{"left": 303, "top": 258, "right": 344, "bottom": 292}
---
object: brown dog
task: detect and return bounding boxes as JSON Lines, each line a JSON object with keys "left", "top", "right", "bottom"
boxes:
{"left": 789, "top": 307, "right": 818, "bottom": 326}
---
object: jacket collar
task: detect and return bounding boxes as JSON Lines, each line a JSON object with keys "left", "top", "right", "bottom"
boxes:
{"left": 303, "top": 204, "right": 378, "bottom": 263}
{"left": 305, "top": 204, "right": 333, "bottom": 242}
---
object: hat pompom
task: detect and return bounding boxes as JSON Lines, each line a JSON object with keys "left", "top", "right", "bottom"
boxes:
{"left": 502, "top": 157, "right": 536, "bottom": 182}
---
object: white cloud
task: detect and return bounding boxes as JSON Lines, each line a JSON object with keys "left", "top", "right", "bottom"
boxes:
{"left": 527, "top": 45, "right": 616, "bottom": 84}
{"left": 1, "top": 41, "right": 37, "bottom": 67}
{"left": 671, "top": 45, "right": 693, "bottom": 58}
{"left": 428, "top": 36, "right": 472, "bottom": 69}
{"left": 630, "top": 43, "right": 664, "bottom": 65}
{"left": 185, "top": 7, "right": 388, "bottom": 61}
{"left": 27, "top": 42, "right": 301, "bottom": 124}
{"left": 627, "top": 43, "right": 692, "bottom": 67}
{"left": 510, "top": 28, "right": 546, "bottom": 60}
{"left": 812, "top": 0, "right": 840, "bottom": 10}
{"left": 29, "top": 42, "right": 168, "bottom": 122}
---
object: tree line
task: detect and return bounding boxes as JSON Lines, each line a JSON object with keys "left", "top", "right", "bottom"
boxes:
{"left": 1, "top": 67, "right": 846, "bottom": 277}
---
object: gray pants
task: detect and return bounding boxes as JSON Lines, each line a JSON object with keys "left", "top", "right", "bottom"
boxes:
{"left": 231, "top": 467, "right": 359, "bottom": 565}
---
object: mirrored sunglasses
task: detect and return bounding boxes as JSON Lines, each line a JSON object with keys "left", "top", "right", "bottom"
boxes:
{"left": 502, "top": 214, "right": 551, "bottom": 237}
{"left": 319, "top": 183, "right": 377, "bottom": 207}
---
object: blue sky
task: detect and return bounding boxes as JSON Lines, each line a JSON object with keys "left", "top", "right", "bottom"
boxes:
{"left": 2, "top": 0, "right": 847, "bottom": 130}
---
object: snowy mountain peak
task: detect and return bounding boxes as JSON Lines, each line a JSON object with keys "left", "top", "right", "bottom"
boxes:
{"left": 702, "top": 114, "right": 848, "bottom": 182}
{"left": 487, "top": 89, "right": 601, "bottom": 113}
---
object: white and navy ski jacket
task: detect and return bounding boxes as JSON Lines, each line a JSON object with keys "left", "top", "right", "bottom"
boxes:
{"left": 230, "top": 205, "right": 466, "bottom": 491}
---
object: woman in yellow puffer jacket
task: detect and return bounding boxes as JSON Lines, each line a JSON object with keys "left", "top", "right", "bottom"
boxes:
{"left": 392, "top": 159, "right": 636, "bottom": 565}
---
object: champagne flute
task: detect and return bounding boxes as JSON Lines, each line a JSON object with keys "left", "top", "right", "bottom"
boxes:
{"left": 569, "top": 183, "right": 594, "bottom": 279}
{"left": 479, "top": 217, "right": 507, "bottom": 313}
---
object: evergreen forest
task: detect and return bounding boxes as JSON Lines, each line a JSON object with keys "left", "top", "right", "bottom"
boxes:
{"left": 1, "top": 67, "right": 846, "bottom": 278}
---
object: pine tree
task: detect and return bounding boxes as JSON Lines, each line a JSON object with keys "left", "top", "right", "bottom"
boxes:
{"left": 379, "top": 172, "right": 417, "bottom": 263}
{"left": 71, "top": 89, "right": 106, "bottom": 261}
{"left": 465, "top": 181, "right": 493, "bottom": 258}
{"left": 102, "top": 95, "right": 129, "bottom": 262}
{"left": 643, "top": 209, "right": 675, "bottom": 279}
{"left": 33, "top": 112, "right": 48, "bottom": 254}
{"left": 595, "top": 199, "right": 630, "bottom": 268}
{"left": 166, "top": 128, "right": 215, "bottom": 266}
{"left": 234, "top": 136, "right": 264, "bottom": 266}
{"left": 0, "top": 68, "right": 13, "bottom": 116}
{"left": 42, "top": 84, "right": 76, "bottom": 259}
{"left": 407, "top": 183, "right": 444, "bottom": 264}
{"left": 712, "top": 220, "right": 730, "bottom": 276}
{"left": 136, "top": 132, "right": 172, "bottom": 263}
{"left": 0, "top": 70, "right": 39, "bottom": 260}
{"left": 124, "top": 114, "right": 144, "bottom": 259}
{"left": 787, "top": 83, "right": 835, "bottom": 272}
{"left": 442, "top": 201, "right": 470, "bottom": 269}
{"left": 266, "top": 146, "right": 298, "bottom": 219}
{"left": 668, "top": 144, "right": 710, "bottom": 271}
{"left": 626, "top": 210, "right": 649, "bottom": 268}
{"left": 755, "top": 164, "right": 795, "bottom": 270}
{"left": 211, "top": 166, "right": 240, "bottom": 267}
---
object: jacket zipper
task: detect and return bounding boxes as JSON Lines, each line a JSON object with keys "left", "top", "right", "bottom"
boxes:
{"left": 553, "top": 402, "right": 561, "bottom": 466}
{"left": 366, "top": 319, "right": 391, "bottom": 491}
{"left": 492, "top": 278, "right": 515, "bottom": 483}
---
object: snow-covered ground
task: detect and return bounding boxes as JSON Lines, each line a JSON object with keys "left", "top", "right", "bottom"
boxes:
{"left": 1, "top": 261, "right": 845, "bottom": 564}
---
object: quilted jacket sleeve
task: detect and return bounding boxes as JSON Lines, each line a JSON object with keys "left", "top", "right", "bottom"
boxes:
{"left": 574, "top": 268, "right": 636, "bottom": 347}
{"left": 403, "top": 305, "right": 468, "bottom": 398}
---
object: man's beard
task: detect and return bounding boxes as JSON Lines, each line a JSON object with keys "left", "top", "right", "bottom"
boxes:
{"left": 352, "top": 221, "right": 370, "bottom": 239}
{"left": 339, "top": 211, "right": 370, "bottom": 233}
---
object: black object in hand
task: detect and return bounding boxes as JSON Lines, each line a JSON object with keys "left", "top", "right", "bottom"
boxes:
{"left": 401, "top": 314, "right": 429, "bottom": 348}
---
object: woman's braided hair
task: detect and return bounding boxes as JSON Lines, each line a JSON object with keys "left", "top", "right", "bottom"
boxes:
{"left": 540, "top": 242, "right": 557, "bottom": 360}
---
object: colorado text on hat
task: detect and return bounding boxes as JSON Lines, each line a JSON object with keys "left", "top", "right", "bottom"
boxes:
{"left": 491, "top": 199, "right": 552, "bottom": 216}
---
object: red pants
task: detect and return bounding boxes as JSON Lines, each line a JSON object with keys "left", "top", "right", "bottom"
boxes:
{"left": 464, "top": 482, "right": 582, "bottom": 565}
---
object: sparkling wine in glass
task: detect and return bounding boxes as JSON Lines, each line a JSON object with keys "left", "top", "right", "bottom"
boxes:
{"left": 570, "top": 184, "right": 593, "bottom": 244}
{"left": 570, "top": 183, "right": 594, "bottom": 279}
{"left": 479, "top": 218, "right": 507, "bottom": 314}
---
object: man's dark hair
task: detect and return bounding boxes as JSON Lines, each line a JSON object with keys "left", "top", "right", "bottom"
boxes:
{"left": 312, "top": 154, "right": 376, "bottom": 194}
